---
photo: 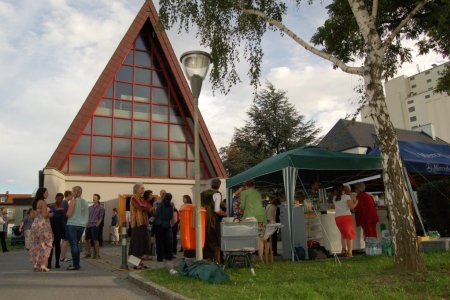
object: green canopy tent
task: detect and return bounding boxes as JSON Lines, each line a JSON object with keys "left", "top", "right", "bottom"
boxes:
{"left": 226, "top": 147, "right": 383, "bottom": 261}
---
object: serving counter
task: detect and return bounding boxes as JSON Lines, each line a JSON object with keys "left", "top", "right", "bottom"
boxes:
{"left": 280, "top": 204, "right": 390, "bottom": 258}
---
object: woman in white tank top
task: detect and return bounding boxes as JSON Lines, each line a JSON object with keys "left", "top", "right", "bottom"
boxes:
{"left": 333, "top": 185, "right": 358, "bottom": 257}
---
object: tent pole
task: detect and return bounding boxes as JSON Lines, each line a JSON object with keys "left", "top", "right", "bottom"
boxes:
{"left": 227, "top": 188, "right": 233, "bottom": 217}
{"left": 283, "top": 166, "right": 297, "bottom": 261}
{"left": 402, "top": 167, "right": 427, "bottom": 235}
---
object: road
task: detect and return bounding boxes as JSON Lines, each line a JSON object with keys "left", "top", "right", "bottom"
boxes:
{"left": 0, "top": 249, "right": 160, "bottom": 300}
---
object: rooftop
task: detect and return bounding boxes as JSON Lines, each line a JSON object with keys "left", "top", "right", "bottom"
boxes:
{"left": 318, "top": 119, "right": 449, "bottom": 153}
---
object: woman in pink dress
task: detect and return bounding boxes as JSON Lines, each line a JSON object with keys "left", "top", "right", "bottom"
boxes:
{"left": 29, "top": 187, "right": 54, "bottom": 272}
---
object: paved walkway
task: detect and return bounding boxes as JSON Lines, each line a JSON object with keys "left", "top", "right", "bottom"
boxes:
{"left": 90, "top": 242, "right": 182, "bottom": 272}
{"left": 0, "top": 248, "right": 160, "bottom": 300}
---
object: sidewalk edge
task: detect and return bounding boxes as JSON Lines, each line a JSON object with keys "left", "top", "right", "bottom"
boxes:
{"left": 128, "top": 272, "right": 192, "bottom": 300}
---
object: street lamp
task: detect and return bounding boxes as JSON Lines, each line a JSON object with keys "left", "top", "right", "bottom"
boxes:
{"left": 180, "top": 50, "right": 212, "bottom": 261}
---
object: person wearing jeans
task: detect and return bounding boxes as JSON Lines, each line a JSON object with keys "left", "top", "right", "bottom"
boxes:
{"left": 65, "top": 226, "right": 85, "bottom": 269}
{"left": 66, "top": 186, "right": 88, "bottom": 270}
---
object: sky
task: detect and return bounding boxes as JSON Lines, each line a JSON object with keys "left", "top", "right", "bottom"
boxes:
{"left": 0, "top": 0, "right": 446, "bottom": 193}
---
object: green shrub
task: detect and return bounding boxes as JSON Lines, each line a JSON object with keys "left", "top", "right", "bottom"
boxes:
{"left": 417, "top": 179, "right": 450, "bottom": 236}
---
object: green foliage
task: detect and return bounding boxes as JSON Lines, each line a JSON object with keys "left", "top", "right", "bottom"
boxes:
{"left": 220, "top": 82, "right": 321, "bottom": 176}
{"left": 311, "top": 0, "right": 449, "bottom": 80}
{"left": 417, "top": 179, "right": 450, "bottom": 236}
{"left": 159, "top": 0, "right": 449, "bottom": 92}
{"left": 159, "top": 0, "right": 287, "bottom": 93}
{"left": 435, "top": 65, "right": 450, "bottom": 94}
{"left": 141, "top": 252, "right": 450, "bottom": 300}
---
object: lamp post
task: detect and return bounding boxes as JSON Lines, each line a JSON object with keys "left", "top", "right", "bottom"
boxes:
{"left": 180, "top": 50, "right": 212, "bottom": 261}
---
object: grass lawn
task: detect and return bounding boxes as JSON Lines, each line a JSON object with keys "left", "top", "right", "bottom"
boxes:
{"left": 141, "top": 252, "right": 450, "bottom": 300}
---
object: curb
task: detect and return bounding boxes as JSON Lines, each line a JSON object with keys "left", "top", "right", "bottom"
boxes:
{"left": 128, "top": 272, "right": 192, "bottom": 300}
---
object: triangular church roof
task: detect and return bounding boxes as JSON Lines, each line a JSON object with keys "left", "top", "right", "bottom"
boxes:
{"left": 46, "top": 1, "right": 226, "bottom": 178}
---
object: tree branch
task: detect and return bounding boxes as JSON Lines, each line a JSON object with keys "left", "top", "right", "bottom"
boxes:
{"left": 240, "top": 8, "right": 363, "bottom": 76}
{"left": 371, "top": 0, "right": 379, "bottom": 20}
{"left": 383, "top": 0, "right": 429, "bottom": 50}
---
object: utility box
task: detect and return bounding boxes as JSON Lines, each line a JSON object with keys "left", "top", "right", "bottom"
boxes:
{"left": 421, "top": 238, "right": 450, "bottom": 253}
{"left": 221, "top": 221, "right": 258, "bottom": 252}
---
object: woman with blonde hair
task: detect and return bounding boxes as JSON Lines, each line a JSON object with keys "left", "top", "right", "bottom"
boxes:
{"left": 129, "top": 183, "right": 152, "bottom": 268}
{"left": 65, "top": 186, "right": 89, "bottom": 270}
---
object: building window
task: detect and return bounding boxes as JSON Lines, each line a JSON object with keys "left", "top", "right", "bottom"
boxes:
{"left": 425, "top": 94, "right": 430, "bottom": 99}
{"left": 73, "top": 136, "right": 91, "bottom": 154}
{"left": 64, "top": 27, "right": 214, "bottom": 179}
{"left": 408, "top": 106, "right": 415, "bottom": 113}
{"left": 425, "top": 70, "right": 430, "bottom": 75}
{"left": 411, "top": 84, "right": 416, "bottom": 88}
{"left": 410, "top": 76, "right": 415, "bottom": 81}
{"left": 407, "top": 100, "right": 414, "bottom": 104}
{"left": 426, "top": 78, "right": 432, "bottom": 83}
{"left": 410, "top": 116, "right": 417, "bottom": 122}
{"left": 92, "top": 157, "right": 111, "bottom": 175}
{"left": 69, "top": 155, "right": 90, "bottom": 174}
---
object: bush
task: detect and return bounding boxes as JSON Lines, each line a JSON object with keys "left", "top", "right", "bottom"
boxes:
{"left": 417, "top": 179, "right": 450, "bottom": 237}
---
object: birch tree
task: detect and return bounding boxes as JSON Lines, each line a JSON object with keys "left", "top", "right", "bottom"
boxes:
{"left": 159, "top": 0, "right": 449, "bottom": 271}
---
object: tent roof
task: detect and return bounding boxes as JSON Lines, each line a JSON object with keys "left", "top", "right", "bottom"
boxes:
{"left": 369, "top": 141, "right": 450, "bottom": 176}
{"left": 227, "top": 147, "right": 382, "bottom": 188}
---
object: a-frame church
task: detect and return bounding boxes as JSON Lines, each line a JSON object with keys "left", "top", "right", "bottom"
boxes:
{"left": 43, "top": 1, "right": 226, "bottom": 226}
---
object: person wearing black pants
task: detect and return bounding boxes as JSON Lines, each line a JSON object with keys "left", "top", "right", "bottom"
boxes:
{"left": 48, "top": 193, "right": 66, "bottom": 268}
{"left": 153, "top": 193, "right": 173, "bottom": 262}
{"left": 171, "top": 205, "right": 180, "bottom": 255}
{"left": 0, "top": 209, "right": 8, "bottom": 252}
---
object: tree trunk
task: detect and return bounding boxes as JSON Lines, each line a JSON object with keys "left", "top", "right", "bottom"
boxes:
{"left": 363, "top": 53, "right": 426, "bottom": 272}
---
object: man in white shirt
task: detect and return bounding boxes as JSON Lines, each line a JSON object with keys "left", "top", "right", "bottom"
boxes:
{"left": 200, "top": 178, "right": 225, "bottom": 262}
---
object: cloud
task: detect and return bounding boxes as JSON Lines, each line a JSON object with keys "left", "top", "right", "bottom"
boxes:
{"left": 265, "top": 62, "right": 360, "bottom": 135}
{"left": 0, "top": 0, "right": 141, "bottom": 192}
{"left": 0, "top": 1, "right": 446, "bottom": 193}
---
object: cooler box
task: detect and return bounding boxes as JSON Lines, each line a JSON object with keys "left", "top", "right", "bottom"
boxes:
{"left": 180, "top": 204, "right": 206, "bottom": 250}
{"left": 221, "top": 221, "right": 258, "bottom": 252}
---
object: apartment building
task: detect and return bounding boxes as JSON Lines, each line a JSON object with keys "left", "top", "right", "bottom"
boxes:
{"left": 361, "top": 62, "right": 450, "bottom": 143}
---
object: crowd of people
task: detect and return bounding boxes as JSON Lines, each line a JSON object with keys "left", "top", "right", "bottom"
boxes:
{"left": 23, "top": 186, "right": 98, "bottom": 271}
{"left": 228, "top": 179, "right": 379, "bottom": 260}
{"left": 3, "top": 176, "right": 380, "bottom": 271}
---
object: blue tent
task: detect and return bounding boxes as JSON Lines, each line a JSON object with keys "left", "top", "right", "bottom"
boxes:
{"left": 368, "top": 141, "right": 450, "bottom": 176}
